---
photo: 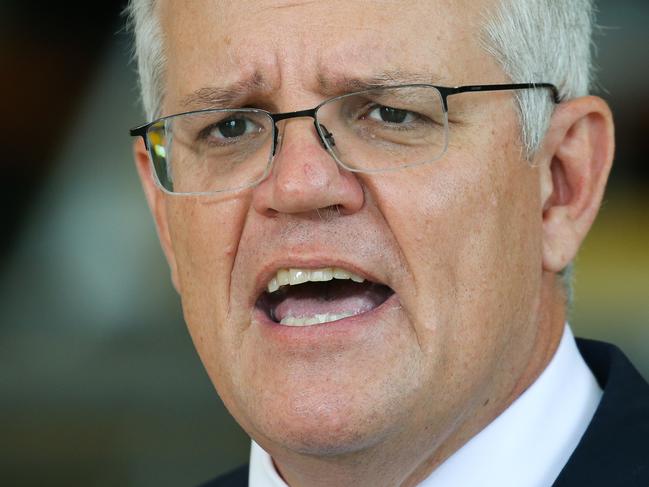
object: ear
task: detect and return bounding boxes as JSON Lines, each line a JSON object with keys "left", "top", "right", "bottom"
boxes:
{"left": 133, "top": 138, "right": 181, "bottom": 291}
{"left": 537, "top": 96, "right": 615, "bottom": 273}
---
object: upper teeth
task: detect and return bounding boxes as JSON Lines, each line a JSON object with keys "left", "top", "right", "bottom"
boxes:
{"left": 266, "top": 267, "right": 365, "bottom": 293}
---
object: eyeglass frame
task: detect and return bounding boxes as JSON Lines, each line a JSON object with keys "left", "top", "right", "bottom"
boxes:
{"left": 129, "top": 82, "right": 561, "bottom": 195}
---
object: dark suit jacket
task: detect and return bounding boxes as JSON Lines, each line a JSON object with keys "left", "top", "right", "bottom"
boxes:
{"left": 200, "top": 338, "right": 649, "bottom": 486}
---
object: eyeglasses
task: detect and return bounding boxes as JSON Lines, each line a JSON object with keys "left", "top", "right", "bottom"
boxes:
{"left": 130, "top": 83, "right": 559, "bottom": 195}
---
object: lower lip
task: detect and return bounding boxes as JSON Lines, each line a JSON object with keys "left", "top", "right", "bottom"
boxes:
{"left": 253, "top": 292, "right": 400, "bottom": 346}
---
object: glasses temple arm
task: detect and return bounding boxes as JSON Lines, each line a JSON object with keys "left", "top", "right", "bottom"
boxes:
{"left": 439, "top": 83, "right": 562, "bottom": 105}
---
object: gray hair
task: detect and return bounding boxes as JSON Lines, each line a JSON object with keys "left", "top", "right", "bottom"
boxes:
{"left": 125, "top": 0, "right": 165, "bottom": 121}
{"left": 125, "top": 0, "right": 596, "bottom": 298}
{"left": 482, "top": 0, "right": 595, "bottom": 156}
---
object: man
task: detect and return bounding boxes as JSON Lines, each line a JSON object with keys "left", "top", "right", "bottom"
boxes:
{"left": 126, "top": 0, "right": 648, "bottom": 485}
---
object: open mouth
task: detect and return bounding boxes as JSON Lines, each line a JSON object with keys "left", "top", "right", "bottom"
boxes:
{"left": 256, "top": 267, "right": 395, "bottom": 327}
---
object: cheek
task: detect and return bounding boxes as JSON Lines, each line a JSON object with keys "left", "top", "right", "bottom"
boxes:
{"left": 165, "top": 196, "right": 251, "bottom": 372}
{"left": 373, "top": 139, "right": 542, "bottom": 353}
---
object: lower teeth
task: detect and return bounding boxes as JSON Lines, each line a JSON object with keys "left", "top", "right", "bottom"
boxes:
{"left": 280, "top": 312, "right": 356, "bottom": 326}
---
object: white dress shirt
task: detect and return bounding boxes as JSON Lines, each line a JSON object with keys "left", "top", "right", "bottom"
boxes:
{"left": 248, "top": 325, "right": 602, "bottom": 487}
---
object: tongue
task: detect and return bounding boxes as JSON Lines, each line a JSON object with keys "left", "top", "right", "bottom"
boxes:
{"left": 273, "top": 281, "right": 389, "bottom": 322}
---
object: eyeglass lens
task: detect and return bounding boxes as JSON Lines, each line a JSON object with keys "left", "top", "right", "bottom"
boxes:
{"left": 146, "top": 85, "right": 448, "bottom": 194}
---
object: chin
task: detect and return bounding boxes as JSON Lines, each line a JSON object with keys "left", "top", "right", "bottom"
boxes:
{"left": 259, "top": 408, "right": 392, "bottom": 458}
{"left": 237, "top": 374, "right": 410, "bottom": 458}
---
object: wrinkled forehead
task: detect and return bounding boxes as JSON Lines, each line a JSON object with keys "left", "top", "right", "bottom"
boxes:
{"left": 158, "top": 0, "right": 502, "bottom": 111}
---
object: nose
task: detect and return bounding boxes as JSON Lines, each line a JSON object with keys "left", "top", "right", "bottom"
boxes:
{"left": 252, "top": 119, "right": 364, "bottom": 217}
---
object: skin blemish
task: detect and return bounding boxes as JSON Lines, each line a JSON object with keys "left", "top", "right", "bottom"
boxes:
{"left": 224, "top": 244, "right": 237, "bottom": 258}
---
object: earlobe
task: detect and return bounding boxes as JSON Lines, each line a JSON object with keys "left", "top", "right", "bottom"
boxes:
{"left": 133, "top": 139, "right": 182, "bottom": 292}
{"left": 539, "top": 96, "right": 615, "bottom": 273}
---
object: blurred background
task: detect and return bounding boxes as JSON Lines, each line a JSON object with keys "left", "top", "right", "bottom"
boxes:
{"left": 1, "top": 1, "right": 647, "bottom": 485}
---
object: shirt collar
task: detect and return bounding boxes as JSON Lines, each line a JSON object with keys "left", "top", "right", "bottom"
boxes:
{"left": 249, "top": 325, "right": 602, "bottom": 487}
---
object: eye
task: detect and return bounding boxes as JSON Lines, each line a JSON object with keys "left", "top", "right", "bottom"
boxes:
{"left": 210, "top": 117, "right": 261, "bottom": 139}
{"left": 366, "top": 105, "right": 417, "bottom": 124}
{"left": 196, "top": 115, "right": 264, "bottom": 144}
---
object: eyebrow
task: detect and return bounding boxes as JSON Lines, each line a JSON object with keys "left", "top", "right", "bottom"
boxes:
{"left": 179, "top": 69, "right": 445, "bottom": 110}
{"left": 179, "top": 72, "right": 270, "bottom": 110}
{"left": 318, "top": 70, "right": 444, "bottom": 94}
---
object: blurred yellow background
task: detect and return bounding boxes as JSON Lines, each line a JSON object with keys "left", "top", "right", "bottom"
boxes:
{"left": 572, "top": 189, "right": 649, "bottom": 370}
{"left": 1, "top": 1, "right": 647, "bottom": 485}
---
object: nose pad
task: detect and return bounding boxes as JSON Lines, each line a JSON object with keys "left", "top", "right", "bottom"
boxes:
{"left": 272, "top": 127, "right": 283, "bottom": 157}
{"left": 316, "top": 122, "right": 336, "bottom": 149}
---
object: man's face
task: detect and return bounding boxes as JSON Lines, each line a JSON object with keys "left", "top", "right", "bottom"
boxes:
{"left": 156, "top": 0, "right": 547, "bottom": 460}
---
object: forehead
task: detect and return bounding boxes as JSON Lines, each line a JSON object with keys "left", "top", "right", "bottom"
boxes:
{"left": 158, "top": 0, "right": 500, "bottom": 109}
